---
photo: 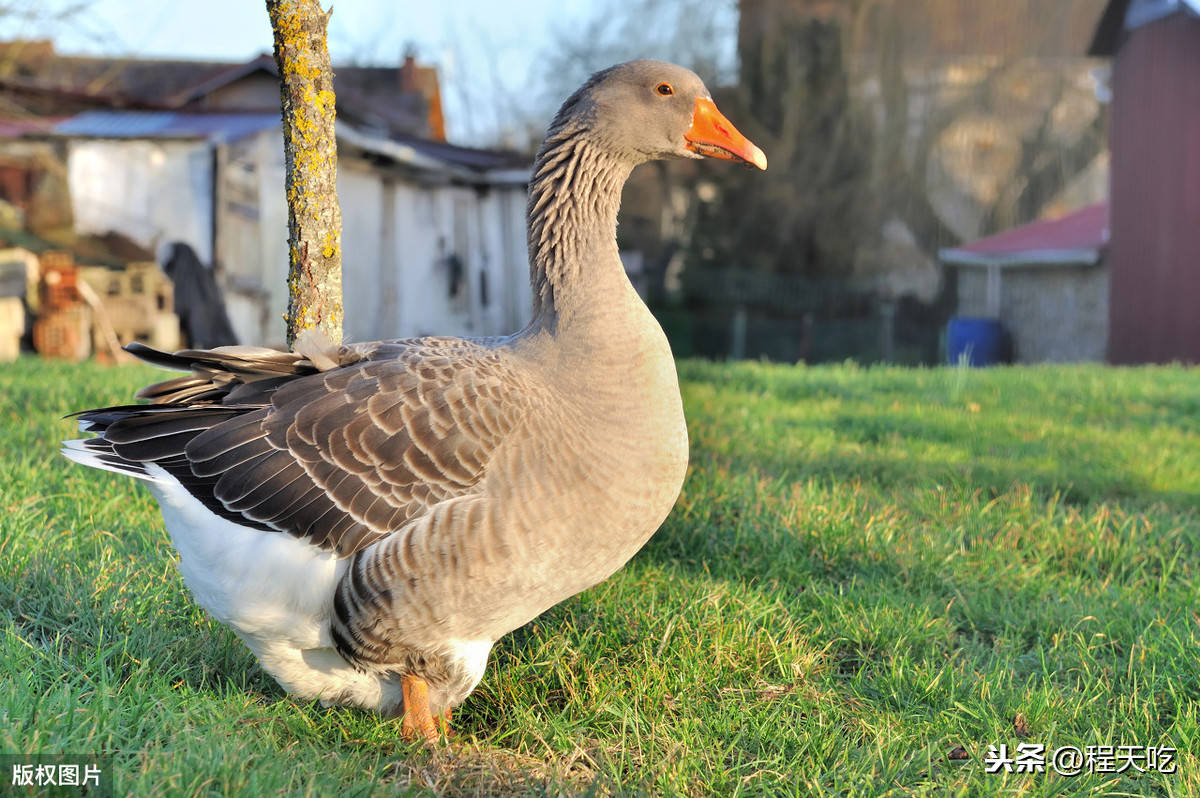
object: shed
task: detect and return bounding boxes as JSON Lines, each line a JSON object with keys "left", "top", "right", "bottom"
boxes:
{"left": 1089, "top": 0, "right": 1200, "bottom": 363}
{"left": 50, "top": 110, "right": 530, "bottom": 348}
{"left": 940, "top": 202, "right": 1109, "bottom": 362}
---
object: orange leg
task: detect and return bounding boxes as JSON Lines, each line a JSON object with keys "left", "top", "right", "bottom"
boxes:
{"left": 399, "top": 674, "right": 439, "bottom": 743}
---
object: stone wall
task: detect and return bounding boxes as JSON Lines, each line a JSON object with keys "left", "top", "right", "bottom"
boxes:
{"left": 956, "top": 261, "right": 1109, "bottom": 362}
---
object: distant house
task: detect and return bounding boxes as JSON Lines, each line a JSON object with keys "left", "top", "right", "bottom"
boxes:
{"left": 0, "top": 43, "right": 531, "bottom": 348}
{"left": 0, "top": 41, "right": 445, "bottom": 141}
{"left": 1089, "top": 0, "right": 1200, "bottom": 364}
{"left": 940, "top": 202, "right": 1109, "bottom": 362}
{"left": 50, "top": 111, "right": 530, "bottom": 348}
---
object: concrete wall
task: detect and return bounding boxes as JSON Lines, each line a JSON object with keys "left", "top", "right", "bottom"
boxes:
{"left": 956, "top": 261, "right": 1109, "bottom": 362}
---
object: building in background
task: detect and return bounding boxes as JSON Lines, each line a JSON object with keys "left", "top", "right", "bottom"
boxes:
{"left": 0, "top": 43, "right": 530, "bottom": 349}
{"left": 0, "top": 42, "right": 445, "bottom": 140}
{"left": 634, "top": 0, "right": 1113, "bottom": 363}
{"left": 940, "top": 202, "right": 1109, "bottom": 363}
{"left": 1089, "top": 0, "right": 1200, "bottom": 364}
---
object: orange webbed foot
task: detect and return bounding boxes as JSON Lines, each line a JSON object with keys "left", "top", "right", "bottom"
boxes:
{"left": 399, "top": 674, "right": 440, "bottom": 743}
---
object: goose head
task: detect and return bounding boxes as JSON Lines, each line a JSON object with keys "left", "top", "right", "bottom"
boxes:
{"left": 556, "top": 60, "right": 767, "bottom": 170}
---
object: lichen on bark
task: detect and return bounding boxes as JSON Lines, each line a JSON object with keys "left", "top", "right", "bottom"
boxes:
{"left": 267, "top": 0, "right": 344, "bottom": 348}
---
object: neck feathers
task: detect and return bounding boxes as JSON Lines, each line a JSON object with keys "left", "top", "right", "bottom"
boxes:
{"left": 526, "top": 119, "right": 632, "bottom": 322}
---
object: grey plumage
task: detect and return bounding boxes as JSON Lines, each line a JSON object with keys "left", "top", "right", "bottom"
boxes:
{"left": 64, "top": 61, "right": 765, "bottom": 728}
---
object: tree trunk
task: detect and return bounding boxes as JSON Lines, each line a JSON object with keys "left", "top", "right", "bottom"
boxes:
{"left": 267, "top": 0, "right": 343, "bottom": 348}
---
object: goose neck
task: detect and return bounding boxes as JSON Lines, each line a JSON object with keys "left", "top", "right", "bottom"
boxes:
{"left": 526, "top": 128, "right": 633, "bottom": 327}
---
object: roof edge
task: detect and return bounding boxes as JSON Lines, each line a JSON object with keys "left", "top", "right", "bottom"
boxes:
{"left": 939, "top": 247, "right": 1104, "bottom": 267}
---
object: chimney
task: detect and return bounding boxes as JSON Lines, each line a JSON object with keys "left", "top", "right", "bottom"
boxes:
{"left": 396, "top": 46, "right": 447, "bottom": 142}
{"left": 399, "top": 45, "right": 419, "bottom": 93}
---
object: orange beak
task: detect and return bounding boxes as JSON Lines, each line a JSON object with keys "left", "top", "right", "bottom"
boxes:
{"left": 685, "top": 97, "right": 768, "bottom": 170}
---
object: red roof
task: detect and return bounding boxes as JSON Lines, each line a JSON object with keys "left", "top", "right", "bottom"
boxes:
{"left": 940, "top": 202, "right": 1109, "bottom": 266}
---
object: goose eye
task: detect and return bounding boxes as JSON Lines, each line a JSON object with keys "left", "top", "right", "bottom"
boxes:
{"left": 656, "top": 82, "right": 673, "bottom": 96}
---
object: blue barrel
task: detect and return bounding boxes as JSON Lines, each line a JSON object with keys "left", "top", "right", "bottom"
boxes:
{"left": 947, "top": 317, "right": 1006, "bottom": 366}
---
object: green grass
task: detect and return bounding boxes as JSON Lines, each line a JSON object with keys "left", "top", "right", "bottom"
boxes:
{"left": 2, "top": 356, "right": 1198, "bottom": 796}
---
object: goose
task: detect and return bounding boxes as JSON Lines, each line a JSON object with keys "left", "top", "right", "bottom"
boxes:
{"left": 63, "top": 60, "right": 766, "bottom": 742}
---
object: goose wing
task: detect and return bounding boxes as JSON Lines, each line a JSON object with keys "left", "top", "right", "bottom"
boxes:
{"left": 75, "top": 338, "right": 538, "bottom": 557}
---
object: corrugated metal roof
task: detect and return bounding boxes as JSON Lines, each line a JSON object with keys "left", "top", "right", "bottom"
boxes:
{"left": 336, "top": 122, "right": 530, "bottom": 185}
{"left": 940, "top": 202, "right": 1110, "bottom": 267}
{"left": 50, "top": 110, "right": 530, "bottom": 184}
{"left": 52, "top": 111, "right": 279, "bottom": 142}
{"left": 393, "top": 134, "right": 530, "bottom": 172}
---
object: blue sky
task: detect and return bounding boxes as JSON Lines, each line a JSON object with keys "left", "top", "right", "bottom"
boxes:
{"left": 5, "top": 0, "right": 738, "bottom": 146}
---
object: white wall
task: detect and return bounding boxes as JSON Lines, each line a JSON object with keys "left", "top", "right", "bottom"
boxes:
{"left": 70, "top": 133, "right": 529, "bottom": 347}
{"left": 214, "top": 130, "right": 288, "bottom": 347}
{"left": 397, "top": 184, "right": 472, "bottom": 337}
{"left": 338, "top": 163, "right": 385, "bottom": 343}
{"left": 244, "top": 157, "right": 529, "bottom": 345}
{"left": 370, "top": 176, "right": 530, "bottom": 341}
{"left": 498, "top": 186, "right": 532, "bottom": 330}
{"left": 68, "top": 139, "right": 213, "bottom": 263}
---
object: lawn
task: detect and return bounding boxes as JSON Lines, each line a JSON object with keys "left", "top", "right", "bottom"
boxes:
{"left": 2, "top": 357, "right": 1197, "bottom": 796}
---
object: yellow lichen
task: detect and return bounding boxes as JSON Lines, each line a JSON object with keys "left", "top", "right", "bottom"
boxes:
{"left": 270, "top": 0, "right": 343, "bottom": 348}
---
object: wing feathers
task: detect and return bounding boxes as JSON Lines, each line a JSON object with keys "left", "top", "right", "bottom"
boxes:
{"left": 185, "top": 411, "right": 270, "bottom": 469}
{"left": 69, "top": 338, "right": 535, "bottom": 557}
{"left": 226, "top": 462, "right": 310, "bottom": 514}
{"left": 214, "top": 450, "right": 295, "bottom": 505}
